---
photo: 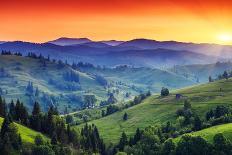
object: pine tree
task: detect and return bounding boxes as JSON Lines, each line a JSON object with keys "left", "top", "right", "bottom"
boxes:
{"left": 26, "top": 81, "right": 34, "bottom": 96}
{"left": 132, "top": 128, "right": 142, "bottom": 145}
{"left": 223, "top": 71, "right": 229, "bottom": 79}
{"left": 9, "top": 100, "right": 16, "bottom": 120}
{"left": 0, "top": 96, "right": 2, "bottom": 114}
{"left": 123, "top": 112, "right": 128, "bottom": 121}
{"left": 51, "top": 132, "right": 58, "bottom": 145}
{"left": 19, "top": 102, "right": 29, "bottom": 125}
{"left": 48, "top": 106, "right": 59, "bottom": 116}
{"left": 67, "top": 124, "right": 71, "bottom": 143}
{"left": 209, "top": 76, "right": 213, "bottom": 82}
{"left": 0, "top": 114, "right": 22, "bottom": 153}
{"left": 213, "top": 133, "right": 230, "bottom": 154}
{"left": 57, "top": 121, "right": 67, "bottom": 144}
{"left": 17, "top": 134, "right": 22, "bottom": 149}
{"left": 32, "top": 102, "right": 41, "bottom": 116}
{"left": 31, "top": 102, "right": 42, "bottom": 131}
{"left": 162, "top": 139, "right": 176, "bottom": 155}
{"left": 15, "top": 99, "right": 21, "bottom": 121}
{"left": 93, "top": 126, "right": 100, "bottom": 151}
{"left": 0, "top": 96, "right": 6, "bottom": 117}
{"left": 0, "top": 133, "right": 12, "bottom": 154}
{"left": 193, "top": 116, "right": 202, "bottom": 131}
{"left": 118, "top": 132, "right": 128, "bottom": 151}
{"left": 9, "top": 123, "right": 22, "bottom": 150}
{"left": 0, "top": 114, "right": 12, "bottom": 138}
{"left": 35, "top": 87, "right": 39, "bottom": 97}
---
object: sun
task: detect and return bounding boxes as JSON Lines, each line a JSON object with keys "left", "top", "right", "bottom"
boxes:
{"left": 218, "top": 33, "right": 232, "bottom": 43}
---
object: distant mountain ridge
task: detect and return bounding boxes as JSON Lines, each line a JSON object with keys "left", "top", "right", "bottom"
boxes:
{"left": 119, "top": 38, "right": 232, "bottom": 58}
{"left": 0, "top": 37, "right": 231, "bottom": 67}
{"left": 45, "top": 37, "right": 232, "bottom": 59}
{"left": 101, "top": 40, "right": 124, "bottom": 46}
{"left": 0, "top": 41, "right": 221, "bottom": 67}
{"left": 48, "top": 37, "right": 92, "bottom": 46}
{"left": 47, "top": 37, "right": 124, "bottom": 46}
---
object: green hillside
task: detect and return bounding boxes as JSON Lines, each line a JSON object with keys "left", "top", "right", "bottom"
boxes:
{"left": 0, "top": 117, "right": 49, "bottom": 144}
{"left": 79, "top": 66, "right": 195, "bottom": 92}
{"left": 0, "top": 55, "right": 196, "bottom": 113}
{"left": 74, "top": 78, "right": 232, "bottom": 144}
{"left": 0, "top": 55, "right": 106, "bottom": 112}
{"left": 168, "top": 62, "right": 232, "bottom": 83}
{"left": 174, "top": 123, "right": 232, "bottom": 143}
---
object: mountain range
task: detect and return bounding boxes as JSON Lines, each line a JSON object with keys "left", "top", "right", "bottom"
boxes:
{"left": 0, "top": 38, "right": 231, "bottom": 68}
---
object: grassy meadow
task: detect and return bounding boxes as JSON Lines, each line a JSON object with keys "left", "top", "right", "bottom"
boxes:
{"left": 0, "top": 117, "right": 49, "bottom": 144}
{"left": 74, "top": 79, "right": 232, "bottom": 144}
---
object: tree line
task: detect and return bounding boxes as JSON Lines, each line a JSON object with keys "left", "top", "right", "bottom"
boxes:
{"left": 209, "top": 70, "right": 232, "bottom": 82}
{"left": 112, "top": 99, "right": 232, "bottom": 155}
{"left": 0, "top": 96, "right": 106, "bottom": 154}
{"left": 116, "top": 128, "right": 232, "bottom": 155}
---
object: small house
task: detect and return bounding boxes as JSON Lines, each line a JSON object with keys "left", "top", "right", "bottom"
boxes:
{"left": 176, "top": 94, "right": 183, "bottom": 100}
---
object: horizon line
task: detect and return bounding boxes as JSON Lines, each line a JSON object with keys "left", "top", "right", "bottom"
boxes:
{"left": 1, "top": 37, "right": 232, "bottom": 46}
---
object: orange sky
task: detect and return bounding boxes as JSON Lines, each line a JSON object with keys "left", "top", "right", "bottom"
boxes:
{"left": 1, "top": 0, "right": 232, "bottom": 44}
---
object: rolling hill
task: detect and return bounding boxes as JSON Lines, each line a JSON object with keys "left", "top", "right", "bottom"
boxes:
{"left": 0, "top": 55, "right": 197, "bottom": 112}
{"left": 74, "top": 78, "right": 232, "bottom": 144}
{"left": 0, "top": 117, "right": 49, "bottom": 144}
{"left": 0, "top": 55, "right": 107, "bottom": 112}
{"left": 169, "top": 61, "right": 232, "bottom": 83}
{"left": 174, "top": 123, "right": 232, "bottom": 144}
{"left": 79, "top": 66, "right": 196, "bottom": 92}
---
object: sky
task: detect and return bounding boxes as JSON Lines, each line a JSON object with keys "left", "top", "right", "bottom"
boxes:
{"left": 1, "top": 0, "right": 232, "bottom": 44}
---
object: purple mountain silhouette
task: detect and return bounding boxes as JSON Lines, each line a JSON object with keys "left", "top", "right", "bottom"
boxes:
{"left": 47, "top": 37, "right": 91, "bottom": 46}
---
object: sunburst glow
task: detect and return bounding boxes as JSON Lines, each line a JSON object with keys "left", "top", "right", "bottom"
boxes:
{"left": 218, "top": 34, "right": 232, "bottom": 43}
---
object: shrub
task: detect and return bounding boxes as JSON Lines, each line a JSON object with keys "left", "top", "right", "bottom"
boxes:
{"left": 32, "top": 145, "right": 55, "bottom": 155}
{"left": 161, "top": 87, "right": 169, "bottom": 96}
{"left": 34, "top": 134, "right": 45, "bottom": 146}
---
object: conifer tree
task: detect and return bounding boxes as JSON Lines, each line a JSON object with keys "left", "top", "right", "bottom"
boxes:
{"left": 193, "top": 116, "right": 202, "bottom": 131}
{"left": 67, "top": 124, "right": 71, "bottom": 143}
{"left": 118, "top": 132, "right": 128, "bottom": 151}
{"left": 35, "top": 87, "right": 39, "bottom": 97}
{"left": 0, "top": 96, "right": 7, "bottom": 117}
{"left": 9, "top": 100, "right": 16, "bottom": 120}
{"left": 0, "top": 133, "right": 12, "bottom": 154}
{"left": 32, "top": 102, "right": 41, "bottom": 116}
{"left": 123, "top": 112, "right": 128, "bottom": 121}
{"left": 0, "top": 114, "right": 21, "bottom": 153}
{"left": 132, "top": 128, "right": 142, "bottom": 145}
{"left": 15, "top": 99, "right": 21, "bottom": 121}
{"left": 0, "top": 114, "right": 12, "bottom": 138}
{"left": 19, "top": 102, "right": 29, "bottom": 125}
{"left": 31, "top": 102, "right": 42, "bottom": 131}
{"left": 51, "top": 132, "right": 58, "bottom": 145}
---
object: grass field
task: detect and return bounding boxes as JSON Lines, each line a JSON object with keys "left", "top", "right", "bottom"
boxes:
{"left": 0, "top": 117, "right": 49, "bottom": 144}
{"left": 74, "top": 79, "right": 232, "bottom": 144}
{"left": 174, "top": 123, "right": 232, "bottom": 143}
